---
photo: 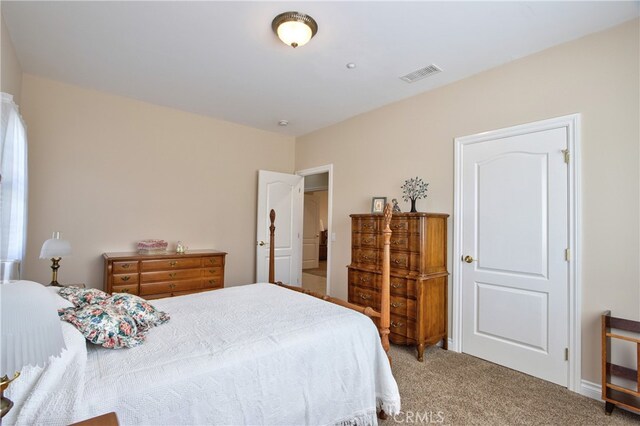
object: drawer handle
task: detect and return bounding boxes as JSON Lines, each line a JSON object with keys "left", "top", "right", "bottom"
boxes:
{"left": 391, "top": 321, "right": 405, "bottom": 328}
{"left": 209, "top": 269, "right": 216, "bottom": 274}
{"left": 360, "top": 255, "right": 372, "bottom": 262}
{"left": 391, "top": 224, "right": 404, "bottom": 230}
{"left": 359, "top": 276, "right": 370, "bottom": 283}
{"left": 121, "top": 288, "right": 129, "bottom": 293}
{"left": 208, "top": 258, "right": 216, "bottom": 264}
{"left": 393, "top": 258, "right": 406, "bottom": 265}
{"left": 391, "top": 302, "right": 404, "bottom": 308}
{"left": 121, "top": 276, "right": 130, "bottom": 282}
{"left": 169, "top": 272, "right": 177, "bottom": 278}
{"left": 362, "top": 223, "right": 374, "bottom": 229}
{"left": 209, "top": 279, "right": 216, "bottom": 285}
{"left": 391, "top": 282, "right": 403, "bottom": 289}
{"left": 169, "top": 261, "right": 178, "bottom": 267}
{"left": 169, "top": 283, "right": 176, "bottom": 289}
{"left": 363, "top": 238, "right": 374, "bottom": 244}
{"left": 391, "top": 239, "right": 403, "bottom": 245}
{"left": 359, "top": 293, "right": 371, "bottom": 301}
{"left": 121, "top": 263, "right": 130, "bottom": 269}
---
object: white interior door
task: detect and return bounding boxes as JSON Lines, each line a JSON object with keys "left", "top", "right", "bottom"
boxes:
{"left": 302, "top": 194, "right": 320, "bottom": 269}
{"left": 256, "top": 170, "right": 303, "bottom": 285}
{"left": 461, "top": 126, "right": 569, "bottom": 386}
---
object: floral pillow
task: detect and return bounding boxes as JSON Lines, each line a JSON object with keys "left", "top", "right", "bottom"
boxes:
{"left": 108, "top": 293, "right": 170, "bottom": 331}
{"left": 58, "top": 304, "right": 145, "bottom": 349}
{"left": 58, "top": 287, "right": 111, "bottom": 308}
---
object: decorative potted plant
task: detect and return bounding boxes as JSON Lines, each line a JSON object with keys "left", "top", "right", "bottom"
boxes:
{"left": 401, "top": 177, "right": 429, "bottom": 212}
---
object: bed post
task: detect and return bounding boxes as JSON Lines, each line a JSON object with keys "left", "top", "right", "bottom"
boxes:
{"left": 380, "top": 204, "right": 392, "bottom": 360}
{"left": 269, "top": 209, "right": 276, "bottom": 284}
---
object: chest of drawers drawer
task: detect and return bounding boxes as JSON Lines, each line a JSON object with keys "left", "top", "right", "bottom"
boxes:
{"left": 112, "top": 273, "right": 139, "bottom": 285}
{"left": 111, "top": 283, "right": 139, "bottom": 295}
{"left": 141, "top": 258, "right": 202, "bottom": 271}
{"left": 348, "top": 285, "right": 379, "bottom": 306}
{"left": 140, "top": 278, "right": 204, "bottom": 296}
{"left": 141, "top": 268, "right": 202, "bottom": 283}
{"left": 113, "top": 261, "right": 139, "bottom": 273}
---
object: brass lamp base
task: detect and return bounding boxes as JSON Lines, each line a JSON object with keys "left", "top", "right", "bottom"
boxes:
{"left": 49, "top": 257, "right": 62, "bottom": 287}
{"left": 0, "top": 372, "right": 20, "bottom": 418}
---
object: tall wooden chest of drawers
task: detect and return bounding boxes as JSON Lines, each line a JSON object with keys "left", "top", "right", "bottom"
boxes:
{"left": 103, "top": 250, "right": 226, "bottom": 300}
{"left": 348, "top": 212, "right": 449, "bottom": 361}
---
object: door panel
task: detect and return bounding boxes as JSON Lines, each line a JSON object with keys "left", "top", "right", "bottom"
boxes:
{"left": 302, "top": 194, "right": 320, "bottom": 269}
{"left": 256, "top": 170, "right": 303, "bottom": 285}
{"left": 461, "top": 126, "right": 569, "bottom": 386}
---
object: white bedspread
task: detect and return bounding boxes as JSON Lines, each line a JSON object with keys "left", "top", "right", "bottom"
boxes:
{"left": 82, "top": 283, "right": 400, "bottom": 425}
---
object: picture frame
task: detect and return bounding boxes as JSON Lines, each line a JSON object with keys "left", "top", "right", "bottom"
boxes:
{"left": 371, "top": 197, "right": 387, "bottom": 214}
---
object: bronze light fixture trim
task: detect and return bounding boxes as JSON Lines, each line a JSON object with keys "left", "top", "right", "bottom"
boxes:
{"left": 272, "top": 11, "right": 318, "bottom": 48}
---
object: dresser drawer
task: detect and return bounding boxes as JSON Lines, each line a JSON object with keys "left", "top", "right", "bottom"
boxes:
{"left": 140, "top": 258, "right": 202, "bottom": 271}
{"left": 140, "top": 279, "right": 204, "bottom": 296}
{"left": 390, "top": 295, "right": 417, "bottom": 320}
{"left": 352, "top": 232, "right": 378, "bottom": 248}
{"left": 389, "top": 218, "right": 410, "bottom": 233}
{"left": 203, "top": 277, "right": 223, "bottom": 288}
{"left": 349, "top": 269, "right": 377, "bottom": 289}
{"left": 354, "top": 249, "right": 377, "bottom": 266}
{"left": 203, "top": 267, "right": 223, "bottom": 277}
{"left": 389, "top": 234, "right": 410, "bottom": 251}
{"left": 111, "top": 284, "right": 139, "bottom": 295}
{"left": 389, "top": 252, "right": 410, "bottom": 269}
{"left": 141, "top": 268, "right": 202, "bottom": 283}
{"left": 390, "top": 314, "right": 416, "bottom": 340}
{"left": 389, "top": 277, "right": 417, "bottom": 299}
{"left": 112, "top": 273, "right": 139, "bottom": 285}
{"left": 349, "top": 285, "right": 379, "bottom": 307}
{"left": 202, "top": 256, "right": 224, "bottom": 267}
{"left": 113, "top": 261, "right": 138, "bottom": 273}
{"left": 354, "top": 218, "right": 378, "bottom": 233}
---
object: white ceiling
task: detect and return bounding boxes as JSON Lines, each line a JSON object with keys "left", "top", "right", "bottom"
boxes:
{"left": 3, "top": 1, "right": 638, "bottom": 136}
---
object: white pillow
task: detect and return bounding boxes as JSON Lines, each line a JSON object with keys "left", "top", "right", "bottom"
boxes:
{"left": 47, "top": 286, "right": 75, "bottom": 309}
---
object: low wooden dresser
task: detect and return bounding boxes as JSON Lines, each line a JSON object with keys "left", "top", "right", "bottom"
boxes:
{"left": 348, "top": 212, "right": 449, "bottom": 361}
{"left": 103, "top": 250, "right": 226, "bottom": 300}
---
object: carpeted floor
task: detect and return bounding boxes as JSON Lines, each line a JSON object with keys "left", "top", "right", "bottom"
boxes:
{"left": 303, "top": 261, "right": 327, "bottom": 278}
{"left": 382, "top": 344, "right": 640, "bottom": 425}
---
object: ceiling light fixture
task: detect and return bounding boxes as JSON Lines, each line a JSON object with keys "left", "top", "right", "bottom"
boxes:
{"left": 278, "top": 120, "right": 289, "bottom": 126}
{"left": 272, "top": 11, "right": 318, "bottom": 48}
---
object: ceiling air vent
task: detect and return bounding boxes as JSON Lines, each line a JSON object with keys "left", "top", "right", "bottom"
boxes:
{"left": 400, "top": 64, "right": 442, "bottom": 83}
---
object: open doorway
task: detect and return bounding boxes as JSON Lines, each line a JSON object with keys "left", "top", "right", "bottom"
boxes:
{"left": 298, "top": 166, "right": 332, "bottom": 296}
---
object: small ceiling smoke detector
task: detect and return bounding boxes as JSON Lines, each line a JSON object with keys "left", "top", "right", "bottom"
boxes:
{"left": 346, "top": 63, "right": 356, "bottom": 69}
{"left": 278, "top": 120, "right": 289, "bottom": 126}
{"left": 400, "top": 64, "right": 442, "bottom": 83}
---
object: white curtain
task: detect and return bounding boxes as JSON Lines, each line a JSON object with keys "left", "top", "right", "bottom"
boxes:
{"left": 0, "top": 92, "right": 28, "bottom": 263}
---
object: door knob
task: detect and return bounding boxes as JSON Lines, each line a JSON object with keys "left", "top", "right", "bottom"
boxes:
{"left": 257, "top": 241, "right": 266, "bottom": 246}
{"left": 462, "top": 255, "right": 476, "bottom": 263}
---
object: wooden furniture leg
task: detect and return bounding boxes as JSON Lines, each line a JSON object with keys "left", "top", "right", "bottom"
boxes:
{"left": 605, "top": 401, "right": 615, "bottom": 416}
{"left": 417, "top": 343, "right": 425, "bottom": 362}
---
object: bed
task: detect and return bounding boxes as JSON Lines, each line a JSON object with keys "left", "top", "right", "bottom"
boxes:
{"left": 5, "top": 206, "right": 399, "bottom": 425}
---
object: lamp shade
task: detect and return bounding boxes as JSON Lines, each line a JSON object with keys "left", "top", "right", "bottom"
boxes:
{"left": 272, "top": 12, "right": 318, "bottom": 48}
{"left": 39, "top": 232, "right": 72, "bottom": 259}
{"left": 1, "top": 281, "right": 66, "bottom": 377}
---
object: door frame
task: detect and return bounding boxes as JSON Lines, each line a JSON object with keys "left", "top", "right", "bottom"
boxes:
{"left": 296, "top": 164, "right": 334, "bottom": 296}
{"left": 452, "top": 114, "right": 581, "bottom": 392}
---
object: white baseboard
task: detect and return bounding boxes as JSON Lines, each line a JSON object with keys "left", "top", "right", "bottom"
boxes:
{"left": 580, "top": 379, "right": 601, "bottom": 400}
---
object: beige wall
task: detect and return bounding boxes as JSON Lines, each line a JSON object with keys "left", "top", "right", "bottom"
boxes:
{"left": 1, "top": 12, "right": 22, "bottom": 102}
{"left": 21, "top": 74, "right": 295, "bottom": 288}
{"left": 296, "top": 19, "right": 640, "bottom": 384}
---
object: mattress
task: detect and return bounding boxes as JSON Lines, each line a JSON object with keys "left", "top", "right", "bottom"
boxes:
{"left": 84, "top": 283, "right": 400, "bottom": 425}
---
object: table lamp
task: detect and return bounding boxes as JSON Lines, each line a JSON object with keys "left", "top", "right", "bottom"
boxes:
{"left": 1, "top": 281, "right": 66, "bottom": 418}
{"left": 39, "top": 232, "right": 72, "bottom": 286}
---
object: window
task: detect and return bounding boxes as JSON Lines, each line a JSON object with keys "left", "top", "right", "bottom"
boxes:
{"left": 1, "top": 93, "right": 28, "bottom": 266}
